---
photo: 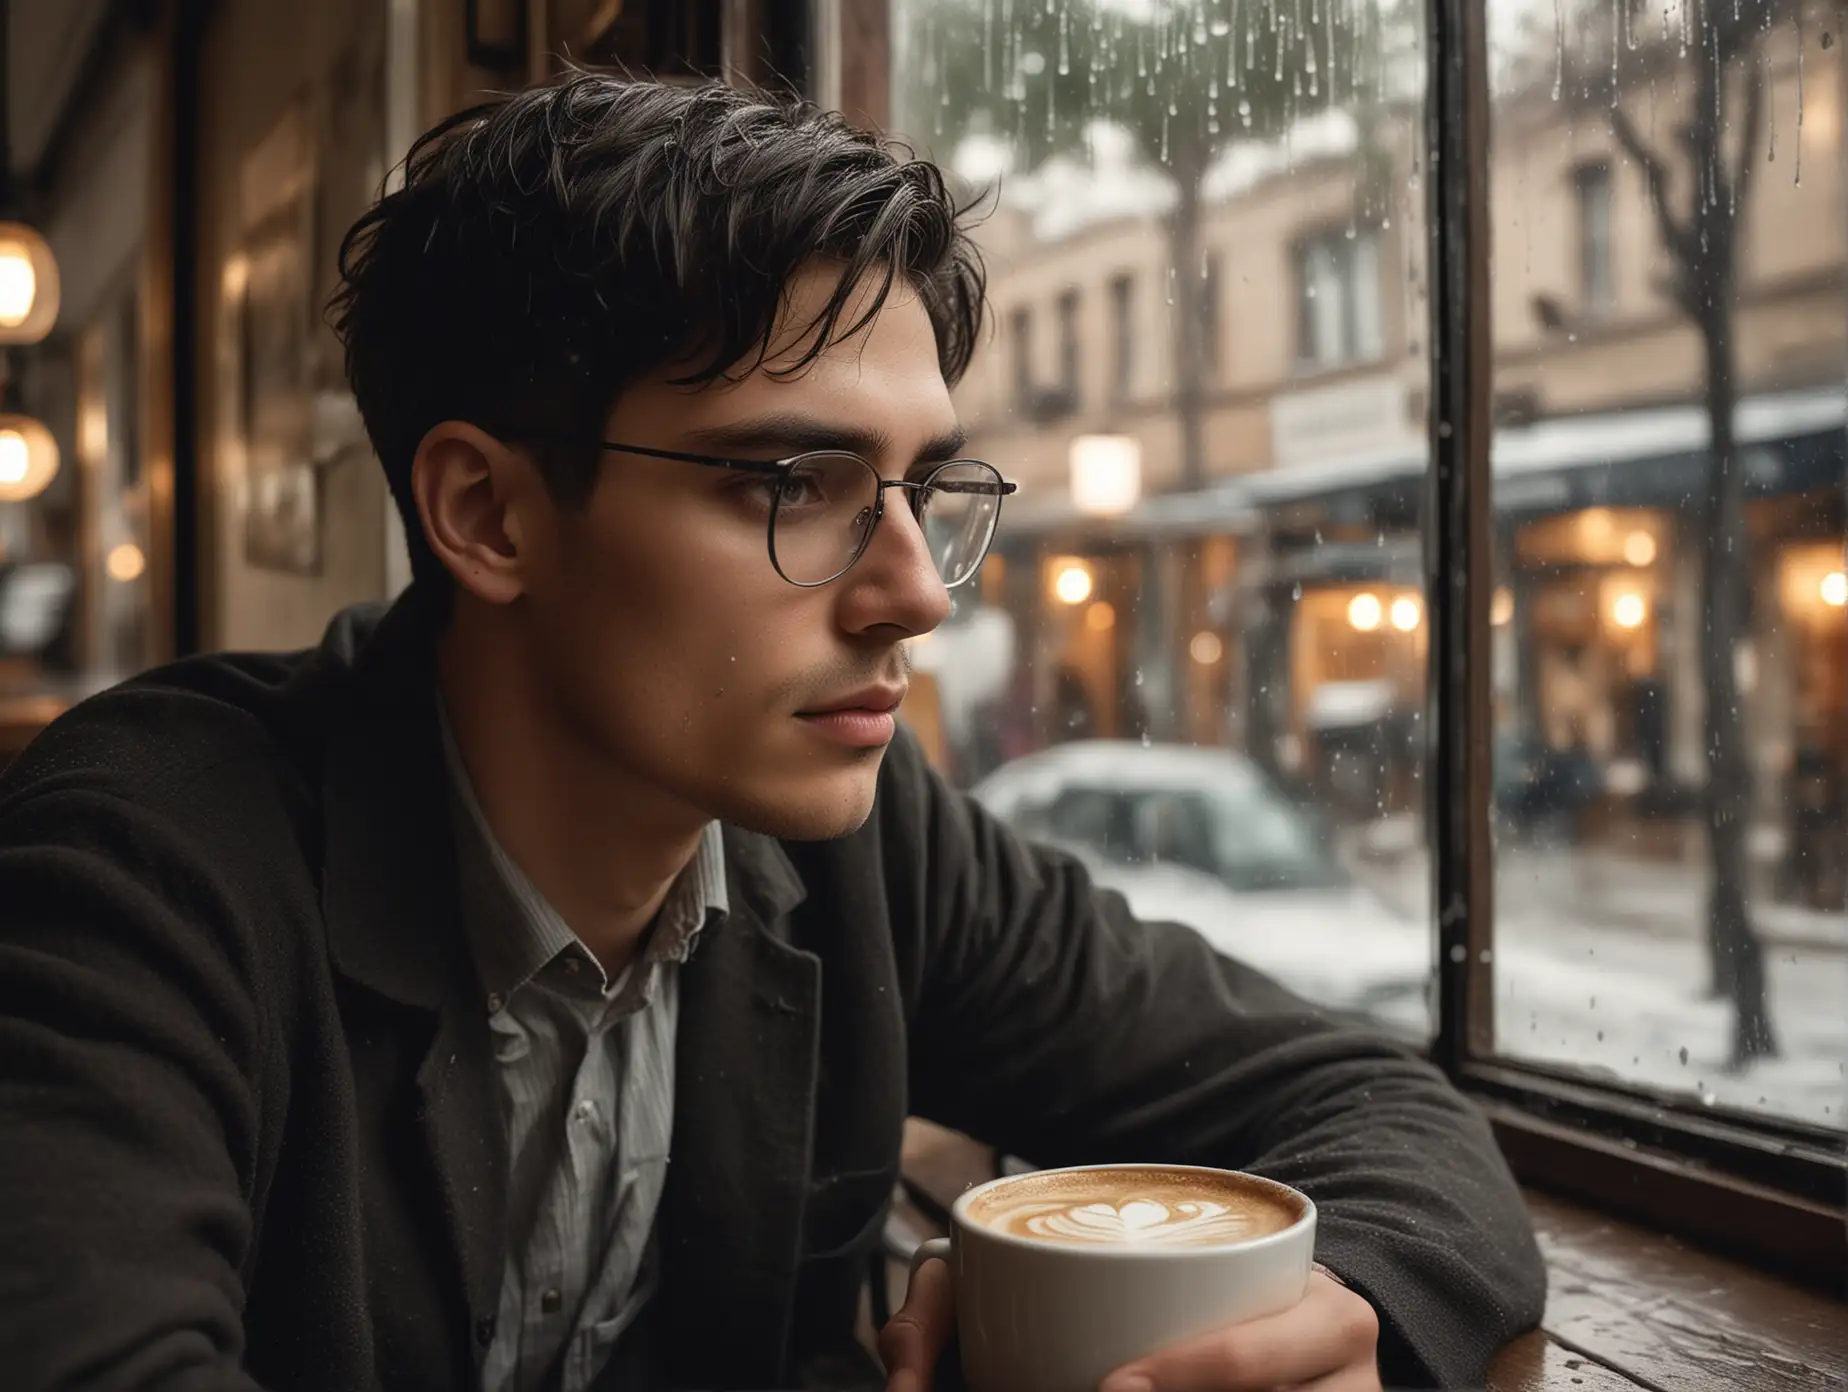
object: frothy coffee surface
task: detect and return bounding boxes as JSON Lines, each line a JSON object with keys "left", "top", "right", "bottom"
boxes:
{"left": 965, "top": 1168, "right": 1299, "bottom": 1249}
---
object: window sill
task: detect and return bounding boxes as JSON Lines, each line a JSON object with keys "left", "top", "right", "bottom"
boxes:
{"left": 884, "top": 1120, "right": 1848, "bottom": 1391}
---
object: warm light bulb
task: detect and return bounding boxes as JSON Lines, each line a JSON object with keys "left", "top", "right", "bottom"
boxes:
{"left": 1823, "top": 571, "right": 1847, "bottom": 608}
{"left": 1189, "top": 630, "right": 1224, "bottom": 665}
{"left": 1611, "top": 592, "right": 1647, "bottom": 629}
{"left": 106, "top": 543, "right": 147, "bottom": 583}
{"left": 0, "top": 430, "right": 25, "bottom": 484}
{"left": 1348, "top": 592, "right": 1383, "bottom": 632}
{"left": 1623, "top": 531, "right": 1657, "bottom": 567}
{"left": 1053, "top": 562, "right": 1094, "bottom": 606}
{"left": 1390, "top": 595, "right": 1422, "bottom": 632}
{"left": 0, "top": 415, "right": 61, "bottom": 501}
{"left": 1085, "top": 600, "right": 1116, "bottom": 631}
{"left": 0, "top": 225, "right": 58, "bottom": 342}
{"left": 0, "top": 243, "right": 36, "bottom": 327}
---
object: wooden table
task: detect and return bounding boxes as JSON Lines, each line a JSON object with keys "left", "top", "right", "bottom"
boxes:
{"left": 885, "top": 1121, "right": 1848, "bottom": 1391}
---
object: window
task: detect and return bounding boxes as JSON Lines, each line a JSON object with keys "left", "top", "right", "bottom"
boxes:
{"left": 1293, "top": 228, "right": 1383, "bottom": 369}
{"left": 1201, "top": 252, "right": 1222, "bottom": 378}
{"left": 1055, "top": 288, "right": 1081, "bottom": 402}
{"left": 1485, "top": 0, "right": 1847, "bottom": 1135}
{"left": 892, "top": 0, "right": 1845, "bottom": 1285}
{"left": 1575, "top": 164, "right": 1615, "bottom": 316}
{"left": 1107, "top": 273, "right": 1134, "bottom": 405}
{"left": 893, "top": 0, "right": 1430, "bottom": 1043}
{"left": 1009, "top": 305, "right": 1033, "bottom": 413}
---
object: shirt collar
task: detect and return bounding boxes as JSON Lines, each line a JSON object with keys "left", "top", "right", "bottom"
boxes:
{"left": 436, "top": 697, "right": 727, "bottom": 1003}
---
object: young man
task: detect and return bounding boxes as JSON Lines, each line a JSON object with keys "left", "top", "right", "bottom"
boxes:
{"left": 0, "top": 77, "right": 1543, "bottom": 1391}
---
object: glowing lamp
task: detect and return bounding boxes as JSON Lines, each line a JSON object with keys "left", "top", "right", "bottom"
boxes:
{"left": 0, "top": 225, "right": 60, "bottom": 344}
{"left": 1051, "top": 560, "right": 1094, "bottom": 606}
{"left": 1069, "top": 435, "right": 1142, "bottom": 517}
{"left": 0, "top": 414, "right": 59, "bottom": 501}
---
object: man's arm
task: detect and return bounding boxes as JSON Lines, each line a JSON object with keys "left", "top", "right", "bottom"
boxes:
{"left": 882, "top": 737, "right": 1545, "bottom": 1389}
{"left": 0, "top": 783, "right": 268, "bottom": 1391}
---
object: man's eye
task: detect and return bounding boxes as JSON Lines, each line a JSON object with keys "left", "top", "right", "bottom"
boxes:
{"left": 776, "top": 474, "right": 826, "bottom": 507}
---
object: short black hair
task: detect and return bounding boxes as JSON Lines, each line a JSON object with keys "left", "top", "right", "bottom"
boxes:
{"left": 330, "top": 73, "right": 986, "bottom": 585}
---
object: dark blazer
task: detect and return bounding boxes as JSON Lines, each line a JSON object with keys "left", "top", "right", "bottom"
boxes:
{"left": 0, "top": 589, "right": 1545, "bottom": 1391}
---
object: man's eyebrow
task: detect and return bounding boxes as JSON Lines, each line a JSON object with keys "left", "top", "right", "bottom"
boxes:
{"left": 683, "top": 414, "right": 969, "bottom": 467}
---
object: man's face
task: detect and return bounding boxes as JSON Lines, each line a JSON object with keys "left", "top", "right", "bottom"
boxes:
{"left": 514, "top": 264, "right": 962, "bottom": 839}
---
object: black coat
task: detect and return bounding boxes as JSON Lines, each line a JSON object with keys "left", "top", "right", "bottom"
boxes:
{"left": 0, "top": 590, "right": 1545, "bottom": 1390}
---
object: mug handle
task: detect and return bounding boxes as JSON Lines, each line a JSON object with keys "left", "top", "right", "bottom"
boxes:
{"left": 909, "top": 1235, "right": 952, "bottom": 1283}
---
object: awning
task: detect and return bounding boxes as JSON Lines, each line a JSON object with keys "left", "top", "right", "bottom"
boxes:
{"left": 1244, "top": 387, "right": 1846, "bottom": 513}
{"left": 988, "top": 388, "right": 1845, "bottom": 546}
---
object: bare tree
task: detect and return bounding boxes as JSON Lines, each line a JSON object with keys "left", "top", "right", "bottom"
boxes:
{"left": 1590, "top": 0, "right": 1819, "bottom": 1065}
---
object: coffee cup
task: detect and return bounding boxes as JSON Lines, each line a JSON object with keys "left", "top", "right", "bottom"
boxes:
{"left": 906, "top": 1162, "right": 1316, "bottom": 1392}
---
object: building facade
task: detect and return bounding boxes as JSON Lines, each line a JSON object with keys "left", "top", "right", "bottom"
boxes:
{"left": 910, "top": 16, "right": 1845, "bottom": 906}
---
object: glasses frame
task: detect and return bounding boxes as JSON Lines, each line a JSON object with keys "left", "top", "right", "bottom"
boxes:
{"left": 520, "top": 433, "right": 1017, "bottom": 589}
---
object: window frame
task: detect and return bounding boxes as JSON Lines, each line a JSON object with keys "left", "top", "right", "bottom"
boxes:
{"left": 1424, "top": 0, "right": 1846, "bottom": 1288}
{"left": 845, "top": 0, "right": 1847, "bottom": 1288}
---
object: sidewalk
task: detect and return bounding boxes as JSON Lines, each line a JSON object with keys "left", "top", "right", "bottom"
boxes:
{"left": 1344, "top": 818, "right": 1848, "bottom": 955}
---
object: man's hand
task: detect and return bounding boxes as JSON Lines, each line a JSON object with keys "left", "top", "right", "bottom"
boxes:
{"left": 1096, "top": 1272, "right": 1382, "bottom": 1392}
{"left": 881, "top": 1264, "right": 1381, "bottom": 1392}
{"left": 878, "top": 1253, "right": 955, "bottom": 1392}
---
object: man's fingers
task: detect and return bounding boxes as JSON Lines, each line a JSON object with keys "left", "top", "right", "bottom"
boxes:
{"left": 1100, "top": 1273, "right": 1380, "bottom": 1392}
{"left": 879, "top": 1255, "right": 956, "bottom": 1392}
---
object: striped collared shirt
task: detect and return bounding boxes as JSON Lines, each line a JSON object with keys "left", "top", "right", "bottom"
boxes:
{"left": 439, "top": 710, "right": 726, "bottom": 1392}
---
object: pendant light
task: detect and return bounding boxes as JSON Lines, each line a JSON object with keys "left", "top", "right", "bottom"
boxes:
{"left": 0, "top": 0, "right": 62, "bottom": 500}
{"left": 0, "top": 0, "right": 59, "bottom": 344}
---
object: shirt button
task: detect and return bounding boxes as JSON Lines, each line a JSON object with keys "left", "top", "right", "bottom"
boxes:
{"left": 563, "top": 956, "right": 583, "bottom": 976}
{"left": 541, "top": 1287, "right": 563, "bottom": 1315}
{"left": 486, "top": 992, "right": 505, "bottom": 1015}
{"left": 474, "top": 1315, "right": 496, "bottom": 1346}
{"left": 574, "top": 1099, "right": 597, "bottom": 1124}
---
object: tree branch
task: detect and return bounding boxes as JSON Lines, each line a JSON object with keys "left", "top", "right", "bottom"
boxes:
{"left": 1610, "top": 102, "right": 1693, "bottom": 270}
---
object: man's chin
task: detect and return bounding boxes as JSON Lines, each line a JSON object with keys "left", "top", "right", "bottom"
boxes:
{"left": 709, "top": 754, "right": 888, "bottom": 841}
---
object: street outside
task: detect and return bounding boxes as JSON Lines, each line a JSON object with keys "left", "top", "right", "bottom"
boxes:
{"left": 1105, "top": 834, "right": 1847, "bottom": 1130}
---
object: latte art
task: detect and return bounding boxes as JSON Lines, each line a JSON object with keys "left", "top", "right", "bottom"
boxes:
{"left": 965, "top": 1167, "right": 1301, "bottom": 1249}
{"left": 1010, "top": 1198, "right": 1262, "bottom": 1246}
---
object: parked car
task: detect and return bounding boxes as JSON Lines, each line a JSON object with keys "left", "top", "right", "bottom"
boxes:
{"left": 970, "top": 741, "right": 1433, "bottom": 1033}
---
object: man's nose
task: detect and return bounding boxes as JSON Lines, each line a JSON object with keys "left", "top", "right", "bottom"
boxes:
{"left": 837, "top": 492, "right": 952, "bottom": 638}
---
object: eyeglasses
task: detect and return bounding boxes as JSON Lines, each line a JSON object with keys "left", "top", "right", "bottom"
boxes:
{"left": 524, "top": 434, "right": 1017, "bottom": 588}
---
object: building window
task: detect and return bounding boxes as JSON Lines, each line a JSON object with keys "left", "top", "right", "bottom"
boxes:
{"left": 1576, "top": 163, "right": 1615, "bottom": 317}
{"left": 1201, "top": 252, "right": 1222, "bottom": 378}
{"left": 1010, "top": 306, "right": 1033, "bottom": 412}
{"left": 1293, "top": 229, "right": 1383, "bottom": 370}
{"left": 1056, "top": 288, "right": 1081, "bottom": 402}
{"left": 1108, "top": 273, "right": 1134, "bottom": 404}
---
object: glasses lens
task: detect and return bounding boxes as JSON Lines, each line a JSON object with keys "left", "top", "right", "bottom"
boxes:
{"left": 768, "top": 453, "right": 880, "bottom": 585}
{"left": 918, "top": 462, "right": 1005, "bottom": 587}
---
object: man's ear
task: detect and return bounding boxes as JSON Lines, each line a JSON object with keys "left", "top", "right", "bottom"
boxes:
{"left": 410, "top": 422, "right": 541, "bottom": 605}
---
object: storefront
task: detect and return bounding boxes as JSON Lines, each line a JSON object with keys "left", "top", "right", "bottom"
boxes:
{"left": 1232, "top": 388, "right": 1846, "bottom": 885}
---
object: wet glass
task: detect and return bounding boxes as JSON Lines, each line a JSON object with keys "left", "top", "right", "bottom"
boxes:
{"left": 1487, "top": 0, "right": 1846, "bottom": 1129}
{"left": 890, "top": 0, "right": 1434, "bottom": 1040}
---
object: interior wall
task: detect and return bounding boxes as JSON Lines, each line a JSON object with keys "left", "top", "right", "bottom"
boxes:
{"left": 195, "top": 0, "right": 391, "bottom": 650}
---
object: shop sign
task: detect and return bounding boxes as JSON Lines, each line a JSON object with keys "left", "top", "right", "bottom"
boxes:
{"left": 1270, "top": 376, "right": 1416, "bottom": 470}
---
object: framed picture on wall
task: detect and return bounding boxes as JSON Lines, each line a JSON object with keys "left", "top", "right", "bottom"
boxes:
{"left": 235, "top": 95, "right": 324, "bottom": 576}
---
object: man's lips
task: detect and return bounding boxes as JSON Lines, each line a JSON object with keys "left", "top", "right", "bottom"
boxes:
{"left": 796, "top": 686, "right": 906, "bottom": 717}
{"left": 795, "top": 687, "right": 906, "bottom": 748}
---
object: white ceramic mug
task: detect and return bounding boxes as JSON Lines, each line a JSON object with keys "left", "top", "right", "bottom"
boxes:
{"left": 906, "top": 1163, "right": 1317, "bottom": 1392}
